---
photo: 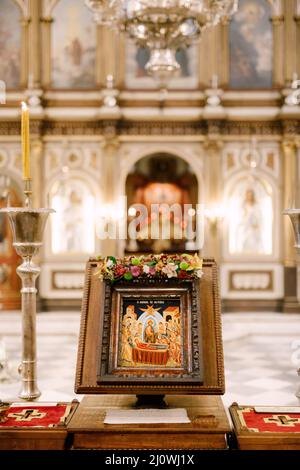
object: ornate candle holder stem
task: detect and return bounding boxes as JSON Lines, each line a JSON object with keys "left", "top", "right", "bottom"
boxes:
{"left": 17, "top": 256, "right": 40, "bottom": 399}
{"left": 0, "top": 190, "right": 54, "bottom": 400}
{"left": 23, "top": 178, "right": 32, "bottom": 208}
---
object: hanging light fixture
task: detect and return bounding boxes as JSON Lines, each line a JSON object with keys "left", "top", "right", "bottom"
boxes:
{"left": 85, "top": 0, "right": 119, "bottom": 25}
{"left": 85, "top": 0, "right": 239, "bottom": 86}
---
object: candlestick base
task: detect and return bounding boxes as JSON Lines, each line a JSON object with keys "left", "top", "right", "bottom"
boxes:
{"left": 18, "top": 380, "right": 41, "bottom": 401}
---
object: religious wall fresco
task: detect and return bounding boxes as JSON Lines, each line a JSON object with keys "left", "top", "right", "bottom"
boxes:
{"left": 229, "top": 0, "right": 273, "bottom": 88}
{"left": 0, "top": 0, "right": 21, "bottom": 89}
{"left": 50, "top": 177, "right": 95, "bottom": 254}
{"left": 51, "top": 0, "right": 96, "bottom": 88}
{"left": 227, "top": 177, "right": 273, "bottom": 256}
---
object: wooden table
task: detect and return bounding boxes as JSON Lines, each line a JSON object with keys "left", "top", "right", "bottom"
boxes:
{"left": 68, "top": 395, "right": 231, "bottom": 450}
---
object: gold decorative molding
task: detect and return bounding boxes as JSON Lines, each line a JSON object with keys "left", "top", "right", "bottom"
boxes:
{"left": 203, "top": 136, "right": 224, "bottom": 151}
{"left": 271, "top": 15, "right": 284, "bottom": 26}
{"left": 223, "top": 121, "right": 283, "bottom": 136}
{"left": 40, "top": 17, "right": 54, "bottom": 24}
{"left": 44, "top": 121, "right": 104, "bottom": 136}
{"left": 282, "top": 119, "right": 300, "bottom": 135}
{"left": 282, "top": 138, "right": 297, "bottom": 152}
{"left": 119, "top": 121, "right": 207, "bottom": 136}
{"left": 0, "top": 119, "right": 297, "bottom": 137}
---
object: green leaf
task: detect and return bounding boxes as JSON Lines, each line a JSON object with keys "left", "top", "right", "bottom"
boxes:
{"left": 124, "top": 271, "right": 133, "bottom": 280}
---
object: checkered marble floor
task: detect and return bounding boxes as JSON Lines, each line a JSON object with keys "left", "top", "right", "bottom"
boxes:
{"left": 0, "top": 312, "right": 299, "bottom": 408}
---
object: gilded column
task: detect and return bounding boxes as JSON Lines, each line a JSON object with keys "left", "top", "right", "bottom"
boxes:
{"left": 284, "top": 0, "right": 297, "bottom": 83}
{"left": 20, "top": 18, "right": 30, "bottom": 88}
{"left": 102, "top": 27, "right": 119, "bottom": 83}
{"left": 219, "top": 19, "right": 230, "bottom": 88}
{"left": 296, "top": 138, "right": 300, "bottom": 207}
{"left": 28, "top": 0, "right": 42, "bottom": 88}
{"left": 201, "top": 23, "right": 227, "bottom": 88}
{"left": 271, "top": 16, "right": 284, "bottom": 87}
{"left": 203, "top": 130, "right": 223, "bottom": 262}
{"left": 282, "top": 139, "right": 298, "bottom": 266}
{"left": 295, "top": 16, "right": 300, "bottom": 78}
{"left": 199, "top": 28, "right": 213, "bottom": 87}
{"left": 100, "top": 123, "right": 120, "bottom": 256}
{"left": 31, "top": 138, "right": 43, "bottom": 209}
{"left": 116, "top": 31, "right": 126, "bottom": 89}
{"left": 40, "top": 18, "right": 53, "bottom": 88}
{"left": 96, "top": 24, "right": 104, "bottom": 86}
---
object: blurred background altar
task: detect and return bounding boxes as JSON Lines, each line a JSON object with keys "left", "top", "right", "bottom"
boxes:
{"left": 0, "top": 0, "right": 300, "bottom": 316}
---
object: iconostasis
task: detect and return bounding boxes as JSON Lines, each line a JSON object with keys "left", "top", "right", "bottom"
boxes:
{"left": 0, "top": 0, "right": 299, "bottom": 312}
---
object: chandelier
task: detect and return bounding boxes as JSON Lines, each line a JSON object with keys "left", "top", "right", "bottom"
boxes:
{"left": 85, "top": 0, "right": 238, "bottom": 85}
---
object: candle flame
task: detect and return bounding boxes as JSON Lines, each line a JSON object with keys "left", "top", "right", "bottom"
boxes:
{"left": 21, "top": 101, "right": 28, "bottom": 111}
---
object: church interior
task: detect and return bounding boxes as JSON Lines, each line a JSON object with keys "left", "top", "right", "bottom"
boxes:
{"left": 1, "top": 0, "right": 300, "bottom": 452}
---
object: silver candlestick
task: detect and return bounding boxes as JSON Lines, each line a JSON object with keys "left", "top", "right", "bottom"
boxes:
{"left": 0, "top": 180, "right": 54, "bottom": 400}
{"left": 283, "top": 209, "right": 300, "bottom": 298}
{"left": 283, "top": 208, "right": 300, "bottom": 402}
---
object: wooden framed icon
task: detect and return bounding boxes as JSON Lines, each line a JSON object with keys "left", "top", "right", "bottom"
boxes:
{"left": 75, "top": 258, "right": 224, "bottom": 395}
{"left": 98, "top": 281, "right": 202, "bottom": 384}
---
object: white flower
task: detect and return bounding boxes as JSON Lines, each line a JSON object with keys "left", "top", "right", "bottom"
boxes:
{"left": 106, "top": 258, "right": 114, "bottom": 268}
{"left": 195, "top": 269, "right": 203, "bottom": 278}
{"left": 162, "top": 263, "right": 178, "bottom": 278}
{"left": 143, "top": 265, "right": 150, "bottom": 274}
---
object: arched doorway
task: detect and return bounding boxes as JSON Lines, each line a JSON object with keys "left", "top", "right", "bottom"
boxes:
{"left": 0, "top": 176, "right": 22, "bottom": 310}
{"left": 125, "top": 153, "right": 198, "bottom": 254}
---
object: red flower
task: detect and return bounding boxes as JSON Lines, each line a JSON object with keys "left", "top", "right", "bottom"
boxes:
{"left": 178, "top": 270, "right": 191, "bottom": 279}
{"left": 115, "top": 264, "right": 126, "bottom": 277}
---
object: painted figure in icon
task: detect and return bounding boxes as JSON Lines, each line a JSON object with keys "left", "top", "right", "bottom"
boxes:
{"left": 144, "top": 319, "right": 156, "bottom": 344}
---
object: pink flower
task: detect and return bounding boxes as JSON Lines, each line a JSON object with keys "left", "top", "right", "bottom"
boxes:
{"left": 130, "top": 265, "right": 141, "bottom": 277}
{"left": 143, "top": 265, "right": 150, "bottom": 274}
{"left": 162, "top": 263, "right": 178, "bottom": 278}
{"left": 143, "top": 265, "right": 156, "bottom": 276}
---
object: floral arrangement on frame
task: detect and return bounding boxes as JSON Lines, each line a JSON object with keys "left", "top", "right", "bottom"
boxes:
{"left": 96, "top": 253, "right": 203, "bottom": 282}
